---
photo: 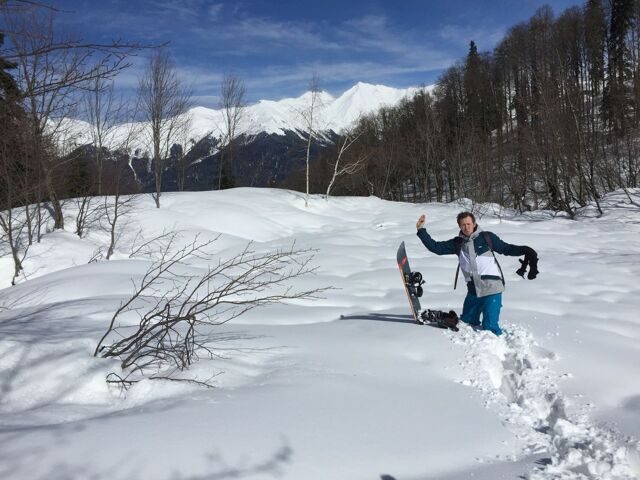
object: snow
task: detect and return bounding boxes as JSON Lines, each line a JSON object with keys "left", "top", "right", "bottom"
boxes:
{"left": 1, "top": 188, "right": 640, "bottom": 479}
{"left": 61, "top": 82, "right": 421, "bottom": 154}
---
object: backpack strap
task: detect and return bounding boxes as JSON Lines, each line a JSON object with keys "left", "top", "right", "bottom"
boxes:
{"left": 453, "top": 237, "right": 463, "bottom": 289}
{"left": 483, "top": 231, "right": 505, "bottom": 286}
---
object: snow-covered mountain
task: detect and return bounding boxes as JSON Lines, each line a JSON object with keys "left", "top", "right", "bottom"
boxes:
{"left": 237, "top": 82, "right": 420, "bottom": 136}
{"left": 65, "top": 82, "right": 422, "bottom": 153}
{"left": 56, "top": 82, "right": 425, "bottom": 191}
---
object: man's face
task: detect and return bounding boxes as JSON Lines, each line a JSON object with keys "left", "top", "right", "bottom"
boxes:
{"left": 458, "top": 216, "right": 476, "bottom": 236}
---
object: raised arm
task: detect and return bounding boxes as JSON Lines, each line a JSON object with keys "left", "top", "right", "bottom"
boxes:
{"left": 415, "top": 214, "right": 457, "bottom": 255}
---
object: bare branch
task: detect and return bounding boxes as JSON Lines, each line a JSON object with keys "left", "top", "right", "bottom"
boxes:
{"left": 95, "top": 237, "right": 331, "bottom": 386}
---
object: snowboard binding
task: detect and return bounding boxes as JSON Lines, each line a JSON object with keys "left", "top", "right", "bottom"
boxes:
{"left": 404, "top": 271, "right": 425, "bottom": 298}
{"left": 420, "top": 309, "right": 459, "bottom": 331}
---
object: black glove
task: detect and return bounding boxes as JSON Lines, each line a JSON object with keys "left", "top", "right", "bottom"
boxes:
{"left": 516, "top": 258, "right": 529, "bottom": 277}
{"left": 527, "top": 256, "right": 539, "bottom": 280}
{"left": 517, "top": 246, "right": 539, "bottom": 280}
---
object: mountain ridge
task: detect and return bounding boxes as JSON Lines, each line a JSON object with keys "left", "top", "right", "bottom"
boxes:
{"left": 65, "top": 82, "right": 424, "bottom": 154}
{"left": 60, "top": 82, "right": 427, "bottom": 192}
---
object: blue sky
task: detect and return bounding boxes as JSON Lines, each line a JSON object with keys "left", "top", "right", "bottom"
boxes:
{"left": 52, "top": 0, "right": 585, "bottom": 107}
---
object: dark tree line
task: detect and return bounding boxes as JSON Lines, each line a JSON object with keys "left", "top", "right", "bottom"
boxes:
{"left": 294, "top": 0, "right": 640, "bottom": 216}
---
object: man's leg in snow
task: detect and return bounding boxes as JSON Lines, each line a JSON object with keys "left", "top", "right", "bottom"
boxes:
{"left": 481, "top": 293, "right": 503, "bottom": 336}
{"left": 461, "top": 293, "right": 482, "bottom": 326}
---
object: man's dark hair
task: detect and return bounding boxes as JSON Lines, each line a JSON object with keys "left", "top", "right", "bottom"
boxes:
{"left": 457, "top": 211, "right": 476, "bottom": 225}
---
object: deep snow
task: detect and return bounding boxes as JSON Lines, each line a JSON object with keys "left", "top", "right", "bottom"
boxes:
{"left": 1, "top": 188, "right": 639, "bottom": 480}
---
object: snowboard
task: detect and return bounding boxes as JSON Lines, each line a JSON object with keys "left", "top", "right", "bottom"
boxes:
{"left": 396, "top": 242, "right": 460, "bottom": 331}
{"left": 396, "top": 241, "right": 425, "bottom": 324}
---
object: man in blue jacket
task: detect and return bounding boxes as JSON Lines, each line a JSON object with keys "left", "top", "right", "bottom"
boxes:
{"left": 416, "top": 211, "right": 538, "bottom": 335}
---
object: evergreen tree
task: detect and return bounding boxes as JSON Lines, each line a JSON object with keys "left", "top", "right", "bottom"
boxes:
{"left": 605, "top": 0, "right": 634, "bottom": 134}
{"left": 464, "top": 40, "right": 483, "bottom": 132}
{"left": 584, "top": 0, "right": 607, "bottom": 98}
{"left": 0, "top": 32, "right": 19, "bottom": 101}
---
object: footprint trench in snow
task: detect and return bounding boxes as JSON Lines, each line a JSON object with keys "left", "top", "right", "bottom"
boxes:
{"left": 451, "top": 323, "right": 640, "bottom": 479}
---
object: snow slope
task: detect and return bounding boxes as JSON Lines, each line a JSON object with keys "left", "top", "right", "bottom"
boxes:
{"left": 1, "top": 189, "right": 639, "bottom": 480}
{"left": 62, "top": 82, "right": 420, "bottom": 154}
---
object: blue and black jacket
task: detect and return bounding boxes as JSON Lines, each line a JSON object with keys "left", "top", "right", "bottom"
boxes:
{"left": 417, "top": 226, "right": 528, "bottom": 297}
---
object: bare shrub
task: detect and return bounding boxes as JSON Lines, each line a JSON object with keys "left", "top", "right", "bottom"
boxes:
{"left": 94, "top": 236, "right": 328, "bottom": 387}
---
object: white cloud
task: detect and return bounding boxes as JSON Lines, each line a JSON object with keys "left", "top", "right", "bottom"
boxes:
{"left": 242, "top": 58, "right": 453, "bottom": 97}
{"left": 344, "top": 14, "right": 389, "bottom": 33}
{"left": 191, "top": 94, "right": 221, "bottom": 108}
{"left": 210, "top": 16, "right": 343, "bottom": 51}
{"left": 58, "top": 3, "right": 476, "bottom": 106}
{"left": 176, "top": 65, "right": 224, "bottom": 91}
{"left": 208, "top": 3, "right": 224, "bottom": 21}
{"left": 146, "top": 0, "right": 208, "bottom": 20}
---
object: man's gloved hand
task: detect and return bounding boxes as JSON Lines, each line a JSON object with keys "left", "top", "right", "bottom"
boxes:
{"left": 527, "top": 256, "right": 539, "bottom": 280}
{"left": 523, "top": 246, "right": 538, "bottom": 280}
{"left": 516, "top": 246, "right": 539, "bottom": 280}
{"left": 516, "top": 258, "right": 529, "bottom": 277}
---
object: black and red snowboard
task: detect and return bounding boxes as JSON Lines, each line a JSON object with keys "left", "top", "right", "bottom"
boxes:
{"left": 396, "top": 242, "right": 459, "bottom": 331}
{"left": 396, "top": 241, "right": 424, "bottom": 323}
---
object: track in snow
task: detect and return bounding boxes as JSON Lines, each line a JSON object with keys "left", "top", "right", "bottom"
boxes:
{"left": 451, "top": 323, "right": 640, "bottom": 479}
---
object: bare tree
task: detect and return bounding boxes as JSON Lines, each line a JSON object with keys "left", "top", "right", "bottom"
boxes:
{"left": 2, "top": 3, "right": 139, "bottom": 229}
{"left": 217, "top": 73, "right": 246, "bottom": 190}
{"left": 84, "top": 69, "right": 121, "bottom": 196}
{"left": 299, "top": 74, "right": 323, "bottom": 208}
{"left": 0, "top": 128, "right": 33, "bottom": 285}
{"left": 0, "top": 28, "right": 32, "bottom": 285}
{"left": 73, "top": 194, "right": 100, "bottom": 238}
{"left": 64, "top": 72, "right": 122, "bottom": 239}
{"left": 325, "top": 127, "right": 368, "bottom": 199}
{"left": 94, "top": 237, "right": 329, "bottom": 387}
{"left": 102, "top": 190, "right": 136, "bottom": 260}
{"left": 167, "top": 111, "right": 193, "bottom": 192}
{"left": 100, "top": 100, "right": 142, "bottom": 260}
{"left": 65, "top": 150, "right": 100, "bottom": 238}
{"left": 138, "top": 48, "right": 192, "bottom": 208}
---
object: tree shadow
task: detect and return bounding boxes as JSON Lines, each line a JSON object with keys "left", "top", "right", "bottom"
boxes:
{"left": 179, "top": 444, "right": 292, "bottom": 480}
{"left": 0, "top": 332, "right": 286, "bottom": 479}
{"left": 0, "top": 432, "right": 292, "bottom": 480}
{"left": 0, "top": 297, "right": 186, "bottom": 425}
{"left": 0, "top": 289, "right": 292, "bottom": 479}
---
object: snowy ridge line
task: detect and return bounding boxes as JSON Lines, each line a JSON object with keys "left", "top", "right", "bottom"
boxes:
{"left": 451, "top": 324, "right": 640, "bottom": 479}
{"left": 60, "top": 82, "right": 423, "bottom": 155}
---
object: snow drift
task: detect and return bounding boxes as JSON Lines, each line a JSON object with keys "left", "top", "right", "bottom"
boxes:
{"left": 0, "top": 188, "right": 639, "bottom": 479}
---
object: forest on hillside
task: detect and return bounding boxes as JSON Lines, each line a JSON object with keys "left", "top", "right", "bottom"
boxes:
{"left": 294, "top": 0, "right": 640, "bottom": 217}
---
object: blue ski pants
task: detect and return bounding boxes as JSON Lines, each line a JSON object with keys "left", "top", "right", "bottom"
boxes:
{"left": 461, "top": 292, "right": 503, "bottom": 336}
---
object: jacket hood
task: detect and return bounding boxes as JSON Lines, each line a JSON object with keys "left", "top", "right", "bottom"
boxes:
{"left": 459, "top": 225, "right": 482, "bottom": 240}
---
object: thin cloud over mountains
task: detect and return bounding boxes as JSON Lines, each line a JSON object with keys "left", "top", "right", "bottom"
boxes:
{"left": 51, "top": 0, "right": 584, "bottom": 103}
